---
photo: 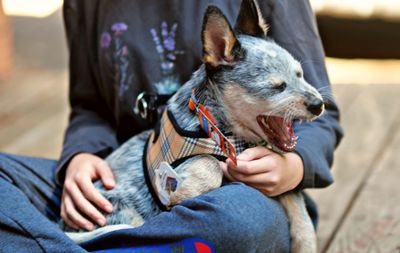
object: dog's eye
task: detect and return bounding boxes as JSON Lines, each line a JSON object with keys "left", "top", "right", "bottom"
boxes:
{"left": 274, "top": 81, "right": 286, "bottom": 92}
{"left": 296, "top": 71, "right": 302, "bottom": 78}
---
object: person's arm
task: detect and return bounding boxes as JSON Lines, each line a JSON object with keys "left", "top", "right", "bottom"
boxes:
{"left": 222, "top": 0, "right": 343, "bottom": 193}
{"left": 57, "top": 0, "right": 118, "bottom": 183}
{"left": 265, "top": 0, "right": 343, "bottom": 189}
{"left": 58, "top": 0, "right": 118, "bottom": 230}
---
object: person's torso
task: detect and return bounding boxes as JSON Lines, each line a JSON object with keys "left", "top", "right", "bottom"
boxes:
{"left": 82, "top": 0, "right": 242, "bottom": 143}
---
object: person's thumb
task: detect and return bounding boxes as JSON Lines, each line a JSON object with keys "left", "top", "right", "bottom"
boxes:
{"left": 237, "top": 146, "right": 273, "bottom": 161}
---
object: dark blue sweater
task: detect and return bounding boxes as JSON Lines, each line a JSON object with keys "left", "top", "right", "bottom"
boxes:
{"left": 57, "top": 0, "right": 343, "bottom": 190}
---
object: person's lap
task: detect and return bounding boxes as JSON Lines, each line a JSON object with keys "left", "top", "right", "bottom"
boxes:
{"left": 0, "top": 153, "right": 85, "bottom": 252}
{"left": 0, "top": 153, "right": 290, "bottom": 253}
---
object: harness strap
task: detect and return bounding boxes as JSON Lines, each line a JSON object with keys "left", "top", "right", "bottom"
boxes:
{"left": 143, "top": 109, "right": 247, "bottom": 209}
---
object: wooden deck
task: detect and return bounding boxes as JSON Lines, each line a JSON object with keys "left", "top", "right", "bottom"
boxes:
{"left": 1, "top": 10, "right": 400, "bottom": 253}
{"left": 308, "top": 84, "right": 400, "bottom": 252}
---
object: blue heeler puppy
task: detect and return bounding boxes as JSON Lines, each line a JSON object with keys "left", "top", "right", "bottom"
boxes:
{"left": 63, "top": 0, "right": 324, "bottom": 252}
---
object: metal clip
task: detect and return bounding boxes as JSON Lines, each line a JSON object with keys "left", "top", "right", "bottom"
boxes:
{"left": 134, "top": 92, "right": 149, "bottom": 119}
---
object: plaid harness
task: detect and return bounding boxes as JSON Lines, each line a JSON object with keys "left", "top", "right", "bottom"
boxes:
{"left": 144, "top": 109, "right": 247, "bottom": 208}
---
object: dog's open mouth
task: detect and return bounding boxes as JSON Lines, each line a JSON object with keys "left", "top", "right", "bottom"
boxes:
{"left": 256, "top": 115, "right": 297, "bottom": 152}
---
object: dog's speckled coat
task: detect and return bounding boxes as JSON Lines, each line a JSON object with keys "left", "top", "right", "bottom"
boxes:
{"left": 63, "top": 1, "right": 322, "bottom": 252}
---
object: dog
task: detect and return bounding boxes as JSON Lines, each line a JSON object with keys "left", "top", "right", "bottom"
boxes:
{"left": 63, "top": 1, "right": 323, "bottom": 252}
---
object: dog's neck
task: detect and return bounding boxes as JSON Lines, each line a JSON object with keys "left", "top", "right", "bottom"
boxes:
{"left": 168, "top": 65, "right": 230, "bottom": 133}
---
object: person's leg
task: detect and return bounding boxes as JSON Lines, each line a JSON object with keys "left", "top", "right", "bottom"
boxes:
{"left": 0, "top": 152, "right": 290, "bottom": 252}
{"left": 82, "top": 182, "right": 290, "bottom": 253}
{"left": 0, "top": 153, "right": 86, "bottom": 253}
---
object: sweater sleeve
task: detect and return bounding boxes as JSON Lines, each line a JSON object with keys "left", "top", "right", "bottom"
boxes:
{"left": 56, "top": 0, "right": 119, "bottom": 184}
{"left": 259, "top": 0, "right": 344, "bottom": 189}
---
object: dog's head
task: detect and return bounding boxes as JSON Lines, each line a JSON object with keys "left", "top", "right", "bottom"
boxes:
{"left": 201, "top": 0, "right": 324, "bottom": 153}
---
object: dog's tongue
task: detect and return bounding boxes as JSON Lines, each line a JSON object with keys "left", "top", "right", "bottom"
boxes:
{"left": 256, "top": 115, "right": 297, "bottom": 152}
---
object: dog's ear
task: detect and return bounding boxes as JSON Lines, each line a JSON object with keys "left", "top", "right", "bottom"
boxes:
{"left": 202, "top": 6, "right": 241, "bottom": 68}
{"left": 234, "top": 0, "right": 268, "bottom": 38}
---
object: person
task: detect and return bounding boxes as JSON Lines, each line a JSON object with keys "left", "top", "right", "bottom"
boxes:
{"left": 0, "top": 0, "right": 343, "bottom": 252}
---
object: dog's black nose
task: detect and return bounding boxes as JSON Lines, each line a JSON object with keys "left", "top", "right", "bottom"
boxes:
{"left": 306, "top": 99, "right": 324, "bottom": 116}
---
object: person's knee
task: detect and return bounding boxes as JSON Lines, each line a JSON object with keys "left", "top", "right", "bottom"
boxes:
{"left": 0, "top": 152, "right": 17, "bottom": 170}
{"left": 0, "top": 153, "right": 13, "bottom": 181}
{"left": 0, "top": 152, "right": 10, "bottom": 165}
{"left": 183, "top": 183, "right": 290, "bottom": 252}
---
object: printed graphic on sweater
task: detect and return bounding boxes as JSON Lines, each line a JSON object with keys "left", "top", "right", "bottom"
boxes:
{"left": 100, "top": 21, "right": 184, "bottom": 98}
{"left": 150, "top": 21, "right": 184, "bottom": 95}
{"left": 100, "top": 22, "right": 132, "bottom": 98}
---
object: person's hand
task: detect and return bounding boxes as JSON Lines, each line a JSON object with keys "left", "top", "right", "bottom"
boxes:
{"left": 220, "top": 146, "right": 304, "bottom": 196}
{"left": 61, "top": 153, "right": 115, "bottom": 231}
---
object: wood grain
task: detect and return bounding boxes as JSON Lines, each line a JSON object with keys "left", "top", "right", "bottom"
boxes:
{"left": 327, "top": 113, "right": 400, "bottom": 253}
{"left": 331, "top": 84, "right": 363, "bottom": 113}
{"left": 0, "top": 69, "right": 68, "bottom": 159}
{"left": 307, "top": 84, "right": 400, "bottom": 252}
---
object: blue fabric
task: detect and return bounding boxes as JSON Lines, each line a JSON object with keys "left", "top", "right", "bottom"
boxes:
{"left": 0, "top": 153, "right": 291, "bottom": 252}
{"left": 0, "top": 153, "right": 85, "bottom": 253}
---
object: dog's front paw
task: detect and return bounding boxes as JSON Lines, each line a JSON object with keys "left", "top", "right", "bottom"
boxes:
{"left": 291, "top": 232, "right": 317, "bottom": 253}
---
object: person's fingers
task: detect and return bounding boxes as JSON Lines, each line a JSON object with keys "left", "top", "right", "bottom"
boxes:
{"left": 77, "top": 176, "right": 113, "bottom": 213}
{"left": 237, "top": 146, "right": 274, "bottom": 161}
{"left": 63, "top": 195, "right": 94, "bottom": 231}
{"left": 66, "top": 182, "right": 107, "bottom": 226}
{"left": 227, "top": 156, "right": 277, "bottom": 175}
{"left": 95, "top": 160, "right": 115, "bottom": 190}
{"left": 219, "top": 161, "right": 236, "bottom": 182}
{"left": 60, "top": 198, "right": 79, "bottom": 230}
{"left": 223, "top": 159, "right": 283, "bottom": 195}
{"left": 226, "top": 169, "right": 282, "bottom": 196}
{"left": 227, "top": 169, "right": 271, "bottom": 185}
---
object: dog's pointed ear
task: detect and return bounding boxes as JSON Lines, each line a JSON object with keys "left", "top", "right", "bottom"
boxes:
{"left": 234, "top": 0, "right": 268, "bottom": 38}
{"left": 202, "top": 6, "right": 241, "bottom": 68}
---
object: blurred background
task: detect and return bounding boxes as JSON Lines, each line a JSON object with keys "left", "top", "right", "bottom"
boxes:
{"left": 1, "top": 0, "right": 400, "bottom": 158}
{"left": 0, "top": 0, "right": 67, "bottom": 158}
{"left": 0, "top": 1, "right": 399, "bottom": 252}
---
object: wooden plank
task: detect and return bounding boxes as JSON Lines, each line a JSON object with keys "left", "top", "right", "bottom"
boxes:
{"left": 306, "top": 84, "right": 400, "bottom": 252}
{"left": 3, "top": 107, "right": 68, "bottom": 159}
{"left": 0, "top": 69, "right": 67, "bottom": 115}
{"left": 331, "top": 84, "right": 364, "bottom": 113}
{"left": 0, "top": 70, "right": 68, "bottom": 150}
{"left": 326, "top": 59, "right": 400, "bottom": 86}
{"left": 327, "top": 114, "right": 400, "bottom": 253}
